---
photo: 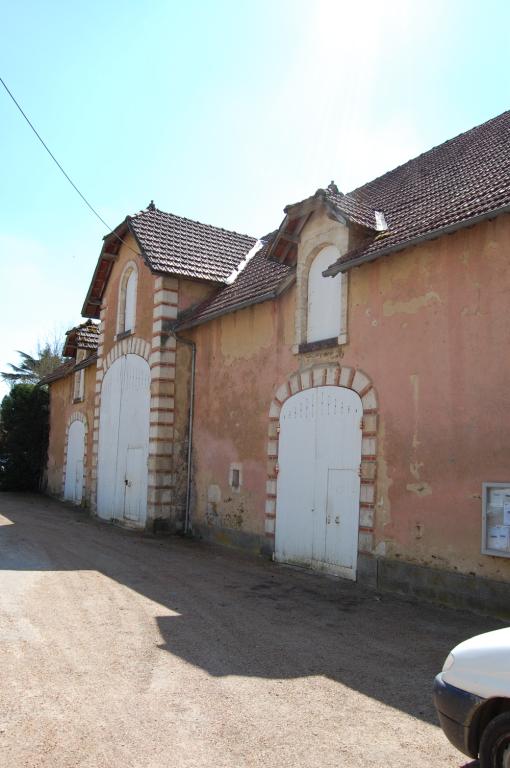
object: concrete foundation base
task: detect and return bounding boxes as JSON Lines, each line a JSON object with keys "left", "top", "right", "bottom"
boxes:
{"left": 192, "top": 523, "right": 272, "bottom": 557}
{"left": 358, "top": 553, "right": 510, "bottom": 619}
{"left": 192, "top": 523, "right": 510, "bottom": 619}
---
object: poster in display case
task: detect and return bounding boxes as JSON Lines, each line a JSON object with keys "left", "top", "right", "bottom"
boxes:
{"left": 482, "top": 483, "right": 510, "bottom": 558}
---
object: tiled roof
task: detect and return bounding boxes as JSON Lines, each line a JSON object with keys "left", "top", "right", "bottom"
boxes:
{"left": 326, "top": 110, "right": 510, "bottom": 273}
{"left": 39, "top": 360, "right": 75, "bottom": 385}
{"left": 177, "top": 234, "right": 294, "bottom": 329}
{"left": 74, "top": 321, "right": 99, "bottom": 349}
{"left": 323, "top": 187, "right": 381, "bottom": 231}
{"left": 63, "top": 321, "right": 99, "bottom": 357}
{"left": 39, "top": 354, "right": 98, "bottom": 386}
{"left": 129, "top": 207, "right": 257, "bottom": 283}
{"left": 82, "top": 110, "right": 510, "bottom": 324}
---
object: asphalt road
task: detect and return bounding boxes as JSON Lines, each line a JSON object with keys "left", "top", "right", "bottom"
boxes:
{"left": 0, "top": 493, "right": 502, "bottom": 767}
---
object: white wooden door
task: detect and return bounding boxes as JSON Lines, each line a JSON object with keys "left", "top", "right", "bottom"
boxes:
{"left": 97, "top": 354, "right": 150, "bottom": 526}
{"left": 75, "top": 459, "right": 84, "bottom": 503}
{"left": 64, "top": 420, "right": 85, "bottom": 504}
{"left": 124, "top": 447, "right": 144, "bottom": 522}
{"left": 275, "top": 386, "right": 362, "bottom": 580}
{"left": 323, "top": 469, "right": 359, "bottom": 569}
{"left": 97, "top": 357, "right": 123, "bottom": 520}
{"left": 273, "top": 389, "right": 316, "bottom": 566}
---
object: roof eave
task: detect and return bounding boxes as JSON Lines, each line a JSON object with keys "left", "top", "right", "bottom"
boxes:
{"left": 267, "top": 194, "right": 344, "bottom": 263}
{"left": 81, "top": 218, "right": 138, "bottom": 318}
{"left": 177, "top": 271, "right": 296, "bottom": 331}
{"left": 151, "top": 269, "right": 227, "bottom": 285}
{"left": 324, "top": 205, "right": 510, "bottom": 276}
{"left": 268, "top": 191, "right": 381, "bottom": 264}
{"left": 39, "top": 354, "right": 97, "bottom": 386}
{"left": 74, "top": 353, "right": 98, "bottom": 373}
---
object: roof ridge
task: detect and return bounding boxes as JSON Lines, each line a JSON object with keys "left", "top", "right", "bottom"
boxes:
{"left": 129, "top": 206, "right": 257, "bottom": 242}
{"left": 348, "top": 109, "right": 510, "bottom": 200}
{"left": 65, "top": 319, "right": 99, "bottom": 334}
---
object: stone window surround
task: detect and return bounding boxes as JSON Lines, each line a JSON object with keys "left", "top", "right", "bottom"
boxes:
{"left": 293, "top": 239, "right": 349, "bottom": 354}
{"left": 72, "top": 369, "right": 84, "bottom": 403}
{"left": 264, "top": 364, "right": 378, "bottom": 557}
{"left": 72, "top": 349, "right": 87, "bottom": 403}
{"left": 116, "top": 260, "right": 138, "bottom": 338}
{"left": 229, "top": 462, "right": 243, "bottom": 492}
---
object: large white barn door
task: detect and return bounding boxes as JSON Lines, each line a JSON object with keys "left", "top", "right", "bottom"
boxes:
{"left": 64, "top": 420, "right": 85, "bottom": 504}
{"left": 273, "top": 389, "right": 316, "bottom": 565}
{"left": 97, "top": 354, "right": 150, "bottom": 527}
{"left": 275, "top": 386, "right": 362, "bottom": 580}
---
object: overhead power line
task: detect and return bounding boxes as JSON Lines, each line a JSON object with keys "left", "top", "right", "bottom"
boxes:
{"left": 0, "top": 75, "right": 114, "bottom": 232}
{"left": 0, "top": 75, "right": 142, "bottom": 260}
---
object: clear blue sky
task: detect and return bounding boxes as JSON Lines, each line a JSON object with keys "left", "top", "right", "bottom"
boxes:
{"left": 1, "top": 0, "right": 509, "bottom": 399}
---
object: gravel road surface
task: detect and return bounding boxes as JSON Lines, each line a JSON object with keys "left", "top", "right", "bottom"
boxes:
{"left": 0, "top": 493, "right": 501, "bottom": 767}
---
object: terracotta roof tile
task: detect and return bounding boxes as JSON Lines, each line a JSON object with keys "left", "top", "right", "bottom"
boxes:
{"left": 177, "top": 235, "right": 294, "bottom": 329}
{"left": 39, "top": 354, "right": 98, "bottom": 386}
{"left": 129, "top": 208, "right": 257, "bottom": 283}
{"left": 327, "top": 110, "right": 510, "bottom": 272}
{"left": 63, "top": 321, "right": 99, "bottom": 357}
{"left": 74, "top": 322, "right": 100, "bottom": 350}
{"left": 324, "top": 189, "right": 381, "bottom": 230}
{"left": 39, "top": 360, "right": 75, "bottom": 385}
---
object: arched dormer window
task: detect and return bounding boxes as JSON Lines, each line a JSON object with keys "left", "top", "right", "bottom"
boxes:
{"left": 306, "top": 245, "right": 343, "bottom": 343}
{"left": 117, "top": 262, "right": 138, "bottom": 336}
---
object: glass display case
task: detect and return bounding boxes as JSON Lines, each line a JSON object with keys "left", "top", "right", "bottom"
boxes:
{"left": 482, "top": 482, "right": 510, "bottom": 558}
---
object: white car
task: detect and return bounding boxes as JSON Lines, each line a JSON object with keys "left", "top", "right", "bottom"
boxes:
{"left": 434, "top": 627, "right": 510, "bottom": 767}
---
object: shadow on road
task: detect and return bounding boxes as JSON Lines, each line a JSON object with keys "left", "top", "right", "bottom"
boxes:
{"left": 0, "top": 493, "right": 504, "bottom": 735}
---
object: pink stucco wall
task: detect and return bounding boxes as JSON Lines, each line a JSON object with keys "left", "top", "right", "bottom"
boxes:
{"left": 185, "top": 214, "right": 510, "bottom": 581}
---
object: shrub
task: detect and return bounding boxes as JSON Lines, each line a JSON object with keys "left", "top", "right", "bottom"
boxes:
{"left": 0, "top": 384, "right": 49, "bottom": 491}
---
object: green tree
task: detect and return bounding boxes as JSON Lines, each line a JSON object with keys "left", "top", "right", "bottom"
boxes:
{"left": 0, "top": 384, "right": 49, "bottom": 491}
{"left": 1, "top": 340, "right": 64, "bottom": 386}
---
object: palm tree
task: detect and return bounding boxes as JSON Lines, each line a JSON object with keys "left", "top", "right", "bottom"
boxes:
{"left": 1, "top": 341, "right": 65, "bottom": 386}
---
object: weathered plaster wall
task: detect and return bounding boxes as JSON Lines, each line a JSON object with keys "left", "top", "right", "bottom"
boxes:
{"left": 46, "top": 363, "right": 96, "bottom": 503}
{"left": 186, "top": 288, "right": 295, "bottom": 543}
{"left": 178, "top": 277, "right": 215, "bottom": 313}
{"left": 346, "top": 215, "right": 510, "bottom": 582}
{"left": 185, "top": 213, "right": 510, "bottom": 583}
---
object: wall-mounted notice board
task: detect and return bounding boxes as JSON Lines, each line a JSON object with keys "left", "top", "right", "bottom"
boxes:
{"left": 482, "top": 482, "right": 510, "bottom": 558}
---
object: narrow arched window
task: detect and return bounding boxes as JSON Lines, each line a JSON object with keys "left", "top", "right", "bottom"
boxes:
{"left": 124, "top": 270, "right": 137, "bottom": 332}
{"left": 307, "top": 246, "right": 342, "bottom": 343}
{"left": 117, "top": 264, "right": 138, "bottom": 335}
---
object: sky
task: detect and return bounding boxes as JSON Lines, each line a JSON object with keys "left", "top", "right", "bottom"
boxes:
{"left": 1, "top": 0, "right": 510, "bottom": 400}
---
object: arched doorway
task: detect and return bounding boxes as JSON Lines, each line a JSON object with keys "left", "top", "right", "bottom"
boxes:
{"left": 275, "top": 386, "right": 363, "bottom": 579}
{"left": 97, "top": 354, "right": 151, "bottom": 526}
{"left": 64, "top": 419, "right": 85, "bottom": 504}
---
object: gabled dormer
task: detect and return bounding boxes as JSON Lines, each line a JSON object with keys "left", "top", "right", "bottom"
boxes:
{"left": 266, "top": 182, "right": 387, "bottom": 353}
{"left": 62, "top": 321, "right": 100, "bottom": 403}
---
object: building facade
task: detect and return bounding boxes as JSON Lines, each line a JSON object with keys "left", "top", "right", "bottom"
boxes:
{"left": 44, "top": 111, "right": 510, "bottom": 613}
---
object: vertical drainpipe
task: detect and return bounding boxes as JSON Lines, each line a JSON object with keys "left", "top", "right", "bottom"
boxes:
{"left": 172, "top": 331, "right": 196, "bottom": 534}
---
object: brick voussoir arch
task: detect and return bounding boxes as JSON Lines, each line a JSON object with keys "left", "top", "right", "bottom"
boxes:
{"left": 102, "top": 336, "right": 151, "bottom": 373}
{"left": 61, "top": 411, "right": 89, "bottom": 500}
{"left": 265, "top": 363, "right": 378, "bottom": 555}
